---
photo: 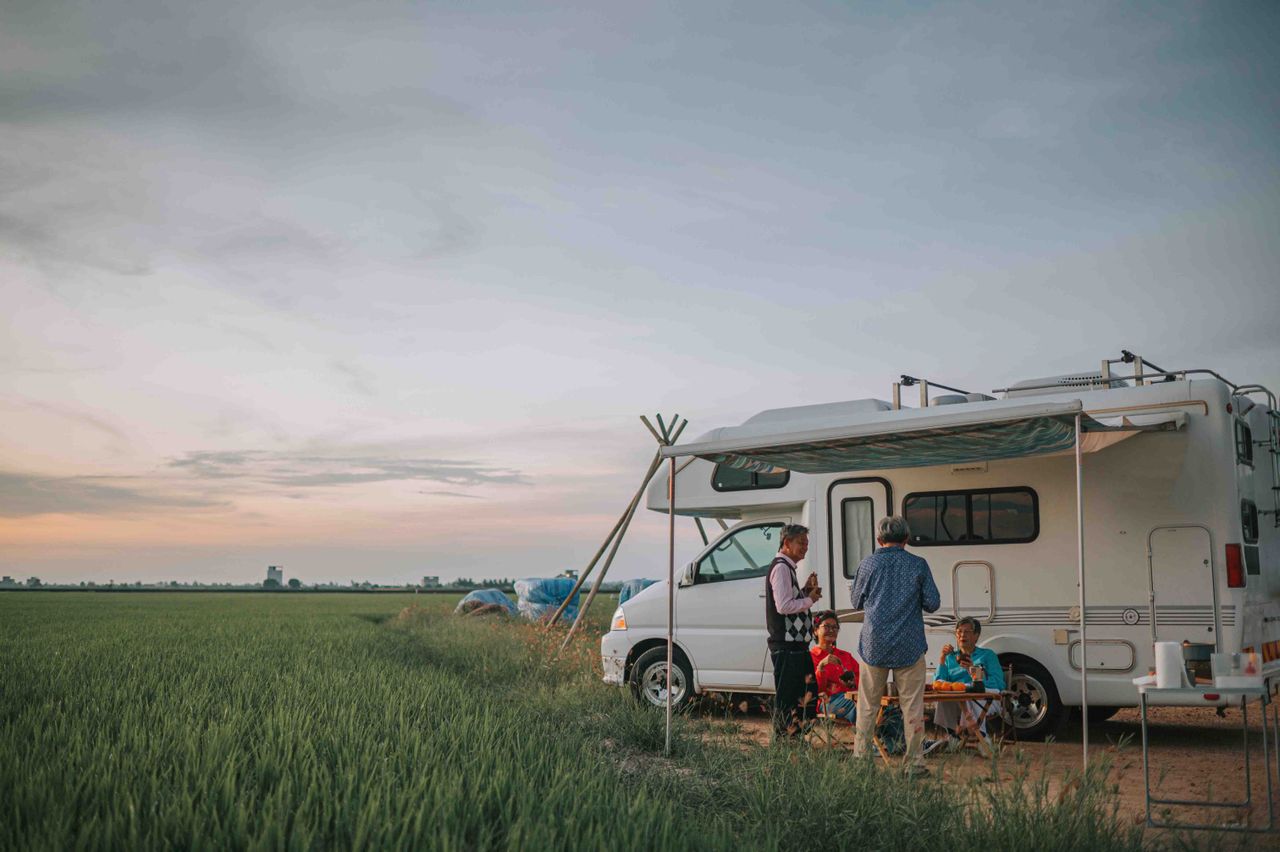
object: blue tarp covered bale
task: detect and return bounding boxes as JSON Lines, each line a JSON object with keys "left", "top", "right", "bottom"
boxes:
{"left": 515, "top": 577, "right": 579, "bottom": 623}
{"left": 453, "top": 588, "right": 517, "bottom": 617}
{"left": 618, "top": 578, "right": 658, "bottom": 604}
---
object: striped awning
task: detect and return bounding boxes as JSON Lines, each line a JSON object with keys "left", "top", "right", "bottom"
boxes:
{"left": 659, "top": 400, "right": 1166, "bottom": 474}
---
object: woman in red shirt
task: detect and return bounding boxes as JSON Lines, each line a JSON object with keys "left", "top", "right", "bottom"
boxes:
{"left": 810, "top": 610, "right": 859, "bottom": 723}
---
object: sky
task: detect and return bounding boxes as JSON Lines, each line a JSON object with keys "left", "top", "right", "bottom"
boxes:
{"left": 2, "top": 1, "right": 1278, "bottom": 585}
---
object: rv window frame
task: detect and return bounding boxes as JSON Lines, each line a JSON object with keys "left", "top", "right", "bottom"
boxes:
{"left": 1242, "top": 499, "right": 1259, "bottom": 545}
{"left": 1236, "top": 420, "right": 1254, "bottom": 467}
{"left": 840, "top": 496, "right": 876, "bottom": 579}
{"left": 824, "top": 476, "right": 894, "bottom": 604}
{"left": 710, "top": 463, "right": 790, "bottom": 493}
{"left": 902, "top": 486, "right": 1040, "bottom": 547}
{"left": 693, "top": 521, "right": 786, "bottom": 585}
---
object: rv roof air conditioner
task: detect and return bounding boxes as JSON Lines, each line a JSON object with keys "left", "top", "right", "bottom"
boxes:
{"left": 929, "top": 393, "right": 996, "bottom": 406}
{"left": 742, "top": 399, "right": 892, "bottom": 427}
{"left": 1005, "top": 373, "right": 1130, "bottom": 399}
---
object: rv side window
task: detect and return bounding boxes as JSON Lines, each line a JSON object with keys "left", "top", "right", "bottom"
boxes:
{"left": 711, "top": 463, "right": 789, "bottom": 492}
{"left": 903, "top": 487, "right": 1038, "bottom": 546}
{"left": 695, "top": 523, "right": 784, "bottom": 584}
{"left": 1236, "top": 420, "right": 1254, "bottom": 467}
{"left": 1242, "top": 499, "right": 1259, "bottom": 545}
{"left": 841, "top": 497, "right": 875, "bottom": 578}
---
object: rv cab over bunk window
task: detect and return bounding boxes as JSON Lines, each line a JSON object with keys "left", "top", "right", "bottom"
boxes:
{"left": 903, "top": 487, "right": 1039, "bottom": 546}
{"left": 711, "top": 463, "right": 790, "bottom": 492}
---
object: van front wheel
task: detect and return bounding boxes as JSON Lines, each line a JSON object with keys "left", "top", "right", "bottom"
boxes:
{"left": 630, "top": 647, "right": 693, "bottom": 713}
{"left": 1002, "top": 657, "right": 1063, "bottom": 741}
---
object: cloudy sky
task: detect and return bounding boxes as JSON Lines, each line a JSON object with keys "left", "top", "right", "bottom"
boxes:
{"left": 2, "top": 1, "right": 1277, "bottom": 584}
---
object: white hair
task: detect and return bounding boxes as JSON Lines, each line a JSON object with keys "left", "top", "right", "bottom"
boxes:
{"left": 876, "top": 515, "right": 910, "bottom": 544}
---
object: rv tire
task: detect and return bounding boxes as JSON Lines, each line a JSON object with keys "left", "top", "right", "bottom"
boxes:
{"left": 1001, "top": 656, "right": 1063, "bottom": 741}
{"left": 630, "top": 647, "right": 693, "bottom": 713}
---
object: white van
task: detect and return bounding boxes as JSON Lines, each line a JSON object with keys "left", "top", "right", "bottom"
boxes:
{"left": 599, "top": 355, "right": 1279, "bottom": 739}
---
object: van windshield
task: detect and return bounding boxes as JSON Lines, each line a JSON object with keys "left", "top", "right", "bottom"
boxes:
{"left": 696, "top": 523, "right": 784, "bottom": 583}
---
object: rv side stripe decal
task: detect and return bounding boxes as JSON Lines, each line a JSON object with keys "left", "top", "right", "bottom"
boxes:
{"left": 926, "top": 605, "right": 1234, "bottom": 628}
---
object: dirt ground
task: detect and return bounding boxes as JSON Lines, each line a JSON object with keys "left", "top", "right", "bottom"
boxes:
{"left": 700, "top": 701, "right": 1280, "bottom": 844}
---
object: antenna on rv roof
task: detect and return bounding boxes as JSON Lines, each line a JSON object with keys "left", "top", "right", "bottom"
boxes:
{"left": 1112, "top": 350, "right": 1176, "bottom": 385}
{"left": 893, "top": 375, "right": 972, "bottom": 409}
{"left": 549, "top": 413, "right": 688, "bottom": 652}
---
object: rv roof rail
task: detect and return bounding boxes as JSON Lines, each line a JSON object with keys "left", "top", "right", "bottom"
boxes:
{"left": 1236, "top": 384, "right": 1279, "bottom": 413}
{"left": 991, "top": 367, "right": 1242, "bottom": 397}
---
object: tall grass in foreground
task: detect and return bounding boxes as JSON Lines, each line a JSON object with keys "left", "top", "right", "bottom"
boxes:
{"left": 1, "top": 593, "right": 1150, "bottom": 850}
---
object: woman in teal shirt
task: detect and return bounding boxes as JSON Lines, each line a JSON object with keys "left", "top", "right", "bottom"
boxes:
{"left": 933, "top": 617, "right": 1004, "bottom": 738}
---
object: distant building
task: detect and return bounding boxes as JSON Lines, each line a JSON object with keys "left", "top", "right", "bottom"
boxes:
{"left": 266, "top": 566, "right": 284, "bottom": 585}
{"left": 422, "top": 575, "right": 440, "bottom": 588}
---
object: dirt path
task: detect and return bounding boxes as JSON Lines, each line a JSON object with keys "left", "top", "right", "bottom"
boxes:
{"left": 700, "top": 703, "right": 1280, "bottom": 843}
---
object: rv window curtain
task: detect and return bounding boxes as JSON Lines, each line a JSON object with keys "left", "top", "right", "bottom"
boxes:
{"left": 842, "top": 499, "right": 876, "bottom": 576}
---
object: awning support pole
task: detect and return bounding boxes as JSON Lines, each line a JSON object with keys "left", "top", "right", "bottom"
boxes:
{"left": 693, "top": 517, "right": 709, "bottom": 546}
{"left": 666, "top": 455, "right": 676, "bottom": 757}
{"left": 1076, "top": 412, "right": 1089, "bottom": 769}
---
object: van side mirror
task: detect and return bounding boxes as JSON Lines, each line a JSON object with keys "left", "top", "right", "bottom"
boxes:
{"left": 678, "top": 562, "right": 696, "bottom": 587}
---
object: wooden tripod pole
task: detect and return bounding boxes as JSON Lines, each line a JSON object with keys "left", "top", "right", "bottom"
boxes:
{"left": 545, "top": 450, "right": 662, "bottom": 627}
{"left": 559, "top": 417, "right": 686, "bottom": 648}
{"left": 561, "top": 473, "right": 647, "bottom": 650}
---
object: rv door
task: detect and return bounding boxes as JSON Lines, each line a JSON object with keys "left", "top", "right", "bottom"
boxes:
{"left": 827, "top": 478, "right": 892, "bottom": 605}
{"left": 1149, "top": 525, "right": 1218, "bottom": 647}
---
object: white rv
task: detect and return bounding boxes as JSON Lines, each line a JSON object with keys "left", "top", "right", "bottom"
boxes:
{"left": 600, "top": 355, "right": 1279, "bottom": 738}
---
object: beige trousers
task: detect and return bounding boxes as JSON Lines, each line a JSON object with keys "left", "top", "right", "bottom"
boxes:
{"left": 933, "top": 699, "right": 989, "bottom": 735}
{"left": 854, "top": 654, "right": 927, "bottom": 768}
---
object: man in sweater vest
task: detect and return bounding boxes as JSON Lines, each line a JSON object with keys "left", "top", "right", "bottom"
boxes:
{"left": 765, "top": 523, "right": 822, "bottom": 738}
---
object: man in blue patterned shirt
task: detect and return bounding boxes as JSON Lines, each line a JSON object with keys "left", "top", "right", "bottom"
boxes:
{"left": 850, "top": 515, "right": 941, "bottom": 774}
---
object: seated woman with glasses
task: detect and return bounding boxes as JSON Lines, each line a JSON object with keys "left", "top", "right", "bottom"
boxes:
{"left": 933, "top": 616, "right": 1005, "bottom": 740}
{"left": 810, "top": 610, "right": 860, "bottom": 723}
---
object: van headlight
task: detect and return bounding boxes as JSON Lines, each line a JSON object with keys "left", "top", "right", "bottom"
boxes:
{"left": 610, "top": 607, "right": 627, "bottom": 631}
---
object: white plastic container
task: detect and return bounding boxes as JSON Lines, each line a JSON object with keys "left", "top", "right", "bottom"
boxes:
{"left": 1155, "top": 641, "right": 1185, "bottom": 688}
{"left": 1212, "top": 652, "right": 1263, "bottom": 688}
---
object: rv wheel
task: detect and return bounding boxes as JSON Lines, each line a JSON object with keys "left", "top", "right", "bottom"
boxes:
{"left": 1002, "top": 657, "right": 1063, "bottom": 741}
{"left": 630, "top": 647, "right": 693, "bottom": 713}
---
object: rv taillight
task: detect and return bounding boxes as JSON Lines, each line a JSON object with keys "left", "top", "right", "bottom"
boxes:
{"left": 1226, "top": 544, "right": 1245, "bottom": 588}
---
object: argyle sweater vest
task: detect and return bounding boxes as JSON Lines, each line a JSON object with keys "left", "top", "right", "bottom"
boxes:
{"left": 765, "top": 556, "right": 814, "bottom": 647}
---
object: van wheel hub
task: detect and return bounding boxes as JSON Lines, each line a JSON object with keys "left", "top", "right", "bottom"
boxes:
{"left": 640, "top": 661, "right": 687, "bottom": 707}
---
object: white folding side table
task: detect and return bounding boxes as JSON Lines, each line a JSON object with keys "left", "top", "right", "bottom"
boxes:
{"left": 1137, "top": 680, "right": 1277, "bottom": 833}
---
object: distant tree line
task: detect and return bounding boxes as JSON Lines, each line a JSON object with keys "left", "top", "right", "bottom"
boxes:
{"left": 3, "top": 575, "right": 624, "bottom": 593}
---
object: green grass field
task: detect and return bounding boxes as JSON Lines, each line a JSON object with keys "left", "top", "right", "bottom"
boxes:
{"left": 1, "top": 593, "right": 1147, "bottom": 851}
